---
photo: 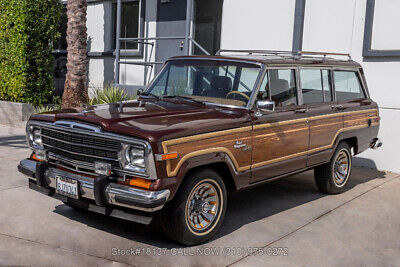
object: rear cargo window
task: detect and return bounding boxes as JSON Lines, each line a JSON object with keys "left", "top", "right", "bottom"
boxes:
{"left": 334, "top": 71, "right": 365, "bottom": 101}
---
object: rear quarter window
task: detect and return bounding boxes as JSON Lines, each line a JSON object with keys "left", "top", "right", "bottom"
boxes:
{"left": 334, "top": 71, "right": 366, "bottom": 101}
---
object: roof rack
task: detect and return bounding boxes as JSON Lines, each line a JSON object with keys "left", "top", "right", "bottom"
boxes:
{"left": 216, "top": 49, "right": 352, "bottom": 60}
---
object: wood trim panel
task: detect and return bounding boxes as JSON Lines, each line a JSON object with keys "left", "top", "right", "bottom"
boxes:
{"left": 162, "top": 109, "right": 379, "bottom": 177}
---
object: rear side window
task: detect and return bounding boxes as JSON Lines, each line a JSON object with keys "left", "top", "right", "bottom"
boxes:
{"left": 300, "top": 69, "right": 332, "bottom": 104}
{"left": 334, "top": 71, "right": 365, "bottom": 101}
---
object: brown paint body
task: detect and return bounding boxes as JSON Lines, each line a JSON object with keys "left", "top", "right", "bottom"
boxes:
{"left": 30, "top": 56, "right": 380, "bottom": 200}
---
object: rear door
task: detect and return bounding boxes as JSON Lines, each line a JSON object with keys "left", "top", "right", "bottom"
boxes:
{"left": 298, "top": 68, "right": 344, "bottom": 166}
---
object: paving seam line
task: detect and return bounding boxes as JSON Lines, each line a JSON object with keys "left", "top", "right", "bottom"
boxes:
{"left": 227, "top": 174, "right": 400, "bottom": 266}
{"left": 0, "top": 185, "right": 27, "bottom": 192}
{"left": 0, "top": 232, "right": 139, "bottom": 267}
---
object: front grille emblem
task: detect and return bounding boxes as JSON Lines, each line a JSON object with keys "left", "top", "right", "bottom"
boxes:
{"left": 54, "top": 120, "right": 101, "bottom": 133}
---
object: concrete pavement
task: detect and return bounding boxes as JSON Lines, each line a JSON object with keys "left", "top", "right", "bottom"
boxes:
{"left": 0, "top": 125, "right": 399, "bottom": 266}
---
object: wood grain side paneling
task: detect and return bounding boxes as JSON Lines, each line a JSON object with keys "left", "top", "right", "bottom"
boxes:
{"left": 309, "top": 116, "right": 343, "bottom": 150}
{"left": 161, "top": 109, "right": 379, "bottom": 177}
{"left": 163, "top": 127, "right": 253, "bottom": 177}
{"left": 251, "top": 120, "right": 309, "bottom": 168}
{"left": 344, "top": 109, "right": 378, "bottom": 128}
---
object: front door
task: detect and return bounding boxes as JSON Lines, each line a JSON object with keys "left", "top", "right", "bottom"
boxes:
{"left": 250, "top": 68, "right": 309, "bottom": 183}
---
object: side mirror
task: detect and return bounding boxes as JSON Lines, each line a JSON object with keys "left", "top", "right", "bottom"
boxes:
{"left": 257, "top": 100, "right": 275, "bottom": 112}
{"left": 137, "top": 88, "right": 144, "bottom": 96}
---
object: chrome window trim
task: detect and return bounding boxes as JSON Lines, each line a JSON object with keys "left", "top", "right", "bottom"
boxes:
{"left": 28, "top": 120, "right": 158, "bottom": 180}
{"left": 247, "top": 64, "right": 267, "bottom": 110}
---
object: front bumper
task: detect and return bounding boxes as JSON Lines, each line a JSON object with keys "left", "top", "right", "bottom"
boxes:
{"left": 18, "top": 159, "right": 170, "bottom": 223}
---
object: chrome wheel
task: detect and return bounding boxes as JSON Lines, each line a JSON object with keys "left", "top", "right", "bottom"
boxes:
{"left": 333, "top": 150, "right": 350, "bottom": 187}
{"left": 185, "top": 181, "right": 220, "bottom": 233}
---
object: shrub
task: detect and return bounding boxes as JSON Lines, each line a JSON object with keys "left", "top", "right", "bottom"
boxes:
{"left": 34, "top": 96, "right": 61, "bottom": 114}
{"left": 34, "top": 105, "right": 57, "bottom": 114}
{"left": 89, "top": 85, "right": 136, "bottom": 105}
{"left": 0, "top": 0, "right": 61, "bottom": 106}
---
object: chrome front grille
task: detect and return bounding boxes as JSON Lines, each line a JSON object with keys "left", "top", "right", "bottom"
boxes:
{"left": 41, "top": 127, "right": 121, "bottom": 171}
{"left": 28, "top": 120, "right": 157, "bottom": 180}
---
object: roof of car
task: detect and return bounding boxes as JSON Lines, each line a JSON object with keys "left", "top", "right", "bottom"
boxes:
{"left": 169, "top": 54, "right": 362, "bottom": 68}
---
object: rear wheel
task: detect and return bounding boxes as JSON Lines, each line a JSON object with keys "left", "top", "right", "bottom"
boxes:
{"left": 159, "top": 169, "right": 227, "bottom": 245}
{"left": 314, "top": 142, "right": 352, "bottom": 194}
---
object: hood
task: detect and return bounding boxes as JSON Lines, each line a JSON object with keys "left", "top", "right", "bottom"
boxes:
{"left": 31, "top": 99, "right": 252, "bottom": 143}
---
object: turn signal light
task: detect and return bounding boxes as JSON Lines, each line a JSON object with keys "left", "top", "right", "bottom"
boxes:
{"left": 32, "top": 153, "right": 44, "bottom": 162}
{"left": 119, "top": 177, "right": 152, "bottom": 190}
{"left": 161, "top": 152, "right": 179, "bottom": 160}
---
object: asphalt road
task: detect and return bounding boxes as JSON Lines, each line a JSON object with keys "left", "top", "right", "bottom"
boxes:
{"left": 0, "top": 125, "right": 399, "bottom": 267}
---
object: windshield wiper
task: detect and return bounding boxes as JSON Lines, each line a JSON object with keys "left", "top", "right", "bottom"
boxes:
{"left": 162, "top": 95, "right": 206, "bottom": 105}
{"left": 139, "top": 92, "right": 160, "bottom": 100}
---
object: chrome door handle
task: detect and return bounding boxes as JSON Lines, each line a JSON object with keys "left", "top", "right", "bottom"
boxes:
{"left": 234, "top": 143, "right": 246, "bottom": 149}
{"left": 295, "top": 108, "right": 309, "bottom": 113}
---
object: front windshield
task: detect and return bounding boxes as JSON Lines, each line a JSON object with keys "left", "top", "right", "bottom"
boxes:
{"left": 146, "top": 60, "right": 261, "bottom": 107}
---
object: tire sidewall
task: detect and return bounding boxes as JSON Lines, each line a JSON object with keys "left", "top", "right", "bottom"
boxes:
{"left": 161, "top": 169, "right": 227, "bottom": 245}
{"left": 328, "top": 142, "right": 352, "bottom": 193}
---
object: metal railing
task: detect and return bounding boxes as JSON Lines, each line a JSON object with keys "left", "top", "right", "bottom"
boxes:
{"left": 115, "top": 36, "right": 210, "bottom": 86}
{"left": 114, "top": 0, "right": 210, "bottom": 87}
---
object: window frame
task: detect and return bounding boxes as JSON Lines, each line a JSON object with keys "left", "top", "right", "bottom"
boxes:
{"left": 111, "top": 0, "right": 144, "bottom": 57}
{"left": 298, "top": 67, "right": 334, "bottom": 104}
{"left": 147, "top": 58, "right": 265, "bottom": 110}
{"left": 332, "top": 68, "right": 368, "bottom": 102}
{"left": 264, "top": 67, "right": 300, "bottom": 108}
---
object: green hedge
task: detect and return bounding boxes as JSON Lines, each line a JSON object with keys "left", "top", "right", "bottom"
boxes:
{"left": 0, "top": 0, "right": 61, "bottom": 106}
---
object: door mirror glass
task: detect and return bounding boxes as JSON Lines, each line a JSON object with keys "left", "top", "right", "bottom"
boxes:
{"left": 137, "top": 88, "right": 144, "bottom": 96}
{"left": 257, "top": 100, "right": 275, "bottom": 112}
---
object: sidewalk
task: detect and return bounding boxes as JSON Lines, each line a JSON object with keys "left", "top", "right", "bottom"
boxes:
{"left": 0, "top": 125, "right": 399, "bottom": 266}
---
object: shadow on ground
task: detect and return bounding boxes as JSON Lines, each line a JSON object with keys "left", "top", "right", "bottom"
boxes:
{"left": 0, "top": 135, "right": 27, "bottom": 149}
{"left": 53, "top": 166, "right": 387, "bottom": 248}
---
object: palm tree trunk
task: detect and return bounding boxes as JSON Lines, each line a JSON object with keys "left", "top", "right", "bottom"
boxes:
{"left": 62, "top": 0, "right": 88, "bottom": 109}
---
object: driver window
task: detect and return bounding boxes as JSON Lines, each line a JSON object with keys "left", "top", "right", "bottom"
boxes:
{"left": 268, "top": 69, "right": 298, "bottom": 107}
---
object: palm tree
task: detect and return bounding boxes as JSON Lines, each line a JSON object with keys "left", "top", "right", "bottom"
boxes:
{"left": 62, "top": 0, "right": 88, "bottom": 109}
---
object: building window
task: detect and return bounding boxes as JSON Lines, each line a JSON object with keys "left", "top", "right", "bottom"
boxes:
{"left": 112, "top": 1, "right": 141, "bottom": 50}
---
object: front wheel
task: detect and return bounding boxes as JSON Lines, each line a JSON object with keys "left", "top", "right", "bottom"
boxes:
{"left": 314, "top": 142, "right": 352, "bottom": 194}
{"left": 159, "top": 169, "right": 227, "bottom": 245}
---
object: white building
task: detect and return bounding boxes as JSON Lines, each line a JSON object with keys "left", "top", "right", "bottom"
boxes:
{"left": 55, "top": 0, "right": 400, "bottom": 172}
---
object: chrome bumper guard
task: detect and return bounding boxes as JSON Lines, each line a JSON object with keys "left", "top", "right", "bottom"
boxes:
{"left": 18, "top": 159, "right": 170, "bottom": 213}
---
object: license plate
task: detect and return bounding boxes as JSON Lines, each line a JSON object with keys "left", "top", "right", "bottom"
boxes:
{"left": 56, "top": 176, "right": 79, "bottom": 199}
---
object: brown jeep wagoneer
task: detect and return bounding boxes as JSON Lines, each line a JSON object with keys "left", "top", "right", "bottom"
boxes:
{"left": 18, "top": 50, "right": 382, "bottom": 245}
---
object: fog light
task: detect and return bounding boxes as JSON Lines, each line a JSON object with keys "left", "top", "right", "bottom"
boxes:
{"left": 95, "top": 161, "right": 111, "bottom": 176}
{"left": 34, "top": 149, "right": 47, "bottom": 161}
